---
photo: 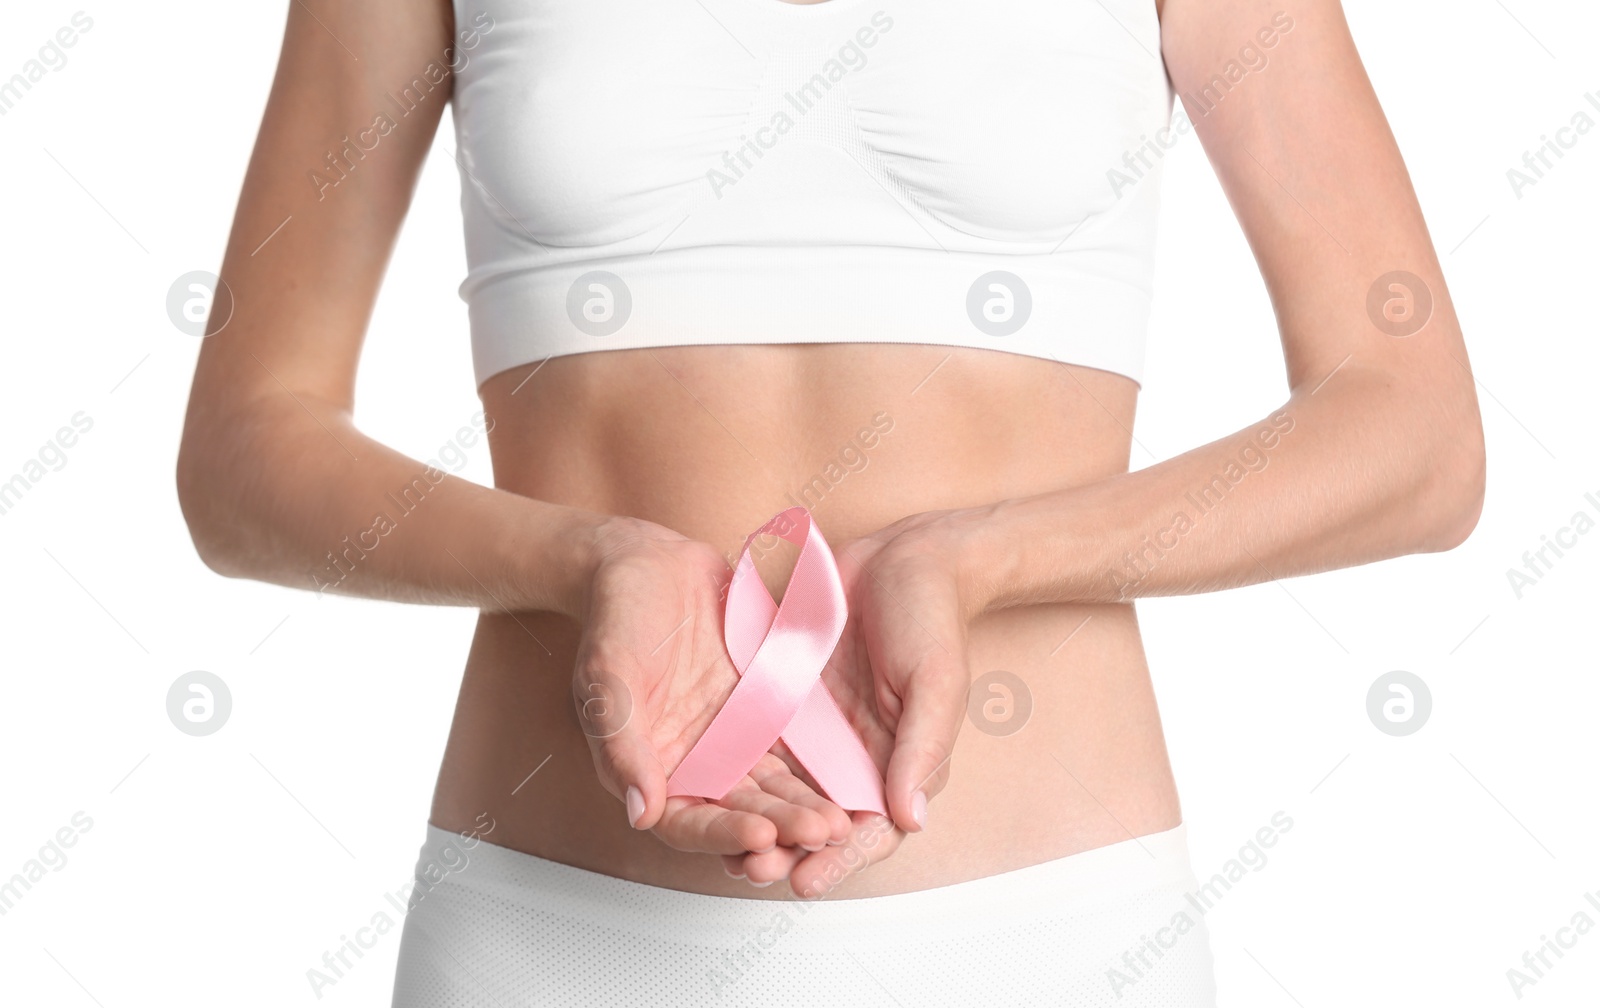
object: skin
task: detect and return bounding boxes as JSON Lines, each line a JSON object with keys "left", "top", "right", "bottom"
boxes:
{"left": 178, "top": 0, "right": 1484, "bottom": 901}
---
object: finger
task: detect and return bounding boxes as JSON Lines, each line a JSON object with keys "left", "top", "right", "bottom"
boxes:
{"left": 747, "top": 756, "right": 852, "bottom": 847}
{"left": 787, "top": 812, "right": 904, "bottom": 899}
{"left": 881, "top": 642, "right": 966, "bottom": 834}
{"left": 755, "top": 774, "right": 853, "bottom": 847}
{"left": 738, "top": 845, "right": 807, "bottom": 886}
{"left": 651, "top": 797, "right": 777, "bottom": 855}
{"left": 577, "top": 672, "right": 667, "bottom": 831}
{"left": 721, "top": 845, "right": 811, "bottom": 886}
{"left": 718, "top": 778, "right": 832, "bottom": 853}
{"left": 585, "top": 725, "right": 666, "bottom": 830}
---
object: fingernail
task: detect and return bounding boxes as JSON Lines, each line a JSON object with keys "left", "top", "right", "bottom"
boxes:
{"left": 753, "top": 843, "right": 776, "bottom": 854}
{"left": 825, "top": 837, "right": 846, "bottom": 846}
{"left": 724, "top": 865, "right": 746, "bottom": 880}
{"left": 625, "top": 785, "right": 645, "bottom": 828}
{"left": 799, "top": 842, "right": 825, "bottom": 852}
{"left": 748, "top": 879, "right": 773, "bottom": 888}
{"left": 911, "top": 790, "right": 928, "bottom": 830}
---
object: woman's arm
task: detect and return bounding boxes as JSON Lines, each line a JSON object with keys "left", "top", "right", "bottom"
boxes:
{"left": 836, "top": 0, "right": 1485, "bottom": 840}
{"left": 177, "top": 0, "right": 850, "bottom": 860}
{"left": 176, "top": 0, "right": 601, "bottom": 617}
{"left": 956, "top": 0, "right": 1484, "bottom": 610}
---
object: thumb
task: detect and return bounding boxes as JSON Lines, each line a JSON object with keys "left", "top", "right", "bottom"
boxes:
{"left": 574, "top": 666, "right": 666, "bottom": 830}
{"left": 881, "top": 630, "right": 968, "bottom": 835}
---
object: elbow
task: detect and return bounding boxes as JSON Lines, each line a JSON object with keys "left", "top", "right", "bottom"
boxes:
{"left": 1413, "top": 410, "right": 1487, "bottom": 554}
{"left": 1421, "top": 459, "right": 1484, "bottom": 552}
{"left": 175, "top": 440, "right": 250, "bottom": 579}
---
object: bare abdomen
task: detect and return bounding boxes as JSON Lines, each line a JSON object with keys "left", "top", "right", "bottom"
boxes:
{"left": 429, "top": 342, "right": 1180, "bottom": 897}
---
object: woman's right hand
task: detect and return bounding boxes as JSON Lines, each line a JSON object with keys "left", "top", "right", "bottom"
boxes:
{"left": 571, "top": 517, "right": 854, "bottom": 860}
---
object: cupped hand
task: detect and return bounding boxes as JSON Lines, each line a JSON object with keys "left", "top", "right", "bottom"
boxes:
{"left": 721, "top": 507, "right": 994, "bottom": 894}
{"left": 572, "top": 517, "right": 853, "bottom": 859}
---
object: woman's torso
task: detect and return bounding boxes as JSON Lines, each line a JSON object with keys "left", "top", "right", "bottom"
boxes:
{"left": 429, "top": 344, "right": 1181, "bottom": 899}
{"left": 430, "top": 0, "right": 1178, "bottom": 897}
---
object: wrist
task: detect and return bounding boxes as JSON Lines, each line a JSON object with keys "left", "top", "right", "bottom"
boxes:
{"left": 942, "top": 494, "right": 1087, "bottom": 615}
{"left": 503, "top": 503, "right": 611, "bottom": 620}
{"left": 929, "top": 501, "right": 1018, "bottom": 621}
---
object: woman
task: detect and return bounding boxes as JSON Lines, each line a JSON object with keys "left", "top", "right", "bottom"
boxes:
{"left": 177, "top": 0, "right": 1484, "bottom": 1003}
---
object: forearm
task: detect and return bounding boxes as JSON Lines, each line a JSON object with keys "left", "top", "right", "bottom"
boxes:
{"left": 177, "top": 394, "right": 603, "bottom": 617}
{"left": 963, "top": 364, "right": 1485, "bottom": 610}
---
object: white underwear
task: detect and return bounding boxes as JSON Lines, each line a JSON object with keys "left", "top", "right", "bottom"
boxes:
{"left": 390, "top": 822, "right": 1217, "bottom": 1007}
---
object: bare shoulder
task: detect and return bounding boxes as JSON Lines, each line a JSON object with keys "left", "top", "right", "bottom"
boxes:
{"left": 1154, "top": 0, "right": 1472, "bottom": 401}
{"left": 184, "top": 0, "right": 458, "bottom": 428}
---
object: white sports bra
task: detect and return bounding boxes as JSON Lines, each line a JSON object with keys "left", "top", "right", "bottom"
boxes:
{"left": 448, "top": 0, "right": 1173, "bottom": 387}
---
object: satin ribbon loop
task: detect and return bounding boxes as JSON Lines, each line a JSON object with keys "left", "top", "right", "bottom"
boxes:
{"left": 665, "top": 507, "right": 887, "bottom": 815}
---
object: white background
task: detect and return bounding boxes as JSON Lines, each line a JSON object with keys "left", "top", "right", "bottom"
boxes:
{"left": 1, "top": 1, "right": 1596, "bottom": 1005}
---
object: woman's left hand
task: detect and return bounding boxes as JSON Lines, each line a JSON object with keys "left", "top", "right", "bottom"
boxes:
{"left": 721, "top": 507, "right": 997, "bottom": 894}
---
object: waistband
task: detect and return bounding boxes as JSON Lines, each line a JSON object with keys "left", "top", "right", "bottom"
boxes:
{"left": 411, "top": 822, "right": 1199, "bottom": 952}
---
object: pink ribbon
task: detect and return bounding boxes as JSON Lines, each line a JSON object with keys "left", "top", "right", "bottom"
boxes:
{"left": 666, "top": 507, "right": 887, "bottom": 815}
